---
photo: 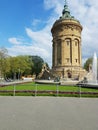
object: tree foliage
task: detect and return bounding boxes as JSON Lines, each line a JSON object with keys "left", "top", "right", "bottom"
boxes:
{"left": 0, "top": 47, "right": 10, "bottom": 79}
{"left": 0, "top": 47, "right": 49, "bottom": 79}
{"left": 83, "top": 58, "right": 93, "bottom": 71}
{"left": 7, "top": 55, "right": 33, "bottom": 79}
{"left": 29, "top": 56, "right": 44, "bottom": 77}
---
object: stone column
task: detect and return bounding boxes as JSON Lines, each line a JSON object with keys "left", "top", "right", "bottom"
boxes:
{"left": 52, "top": 42, "right": 54, "bottom": 67}
{"left": 71, "top": 37, "right": 74, "bottom": 66}
{"left": 61, "top": 39, "right": 64, "bottom": 66}
{"left": 55, "top": 42, "right": 57, "bottom": 66}
{"left": 79, "top": 40, "right": 82, "bottom": 66}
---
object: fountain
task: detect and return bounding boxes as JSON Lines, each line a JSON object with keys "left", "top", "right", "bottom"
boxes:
{"left": 78, "top": 52, "right": 98, "bottom": 88}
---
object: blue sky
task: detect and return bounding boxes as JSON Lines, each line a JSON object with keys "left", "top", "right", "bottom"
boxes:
{"left": 0, "top": 0, "right": 48, "bottom": 46}
{"left": 0, "top": 0, "right": 98, "bottom": 67}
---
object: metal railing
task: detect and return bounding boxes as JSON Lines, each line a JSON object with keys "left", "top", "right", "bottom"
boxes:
{"left": 0, "top": 83, "right": 98, "bottom": 97}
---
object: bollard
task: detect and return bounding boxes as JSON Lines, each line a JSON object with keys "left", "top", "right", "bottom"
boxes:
{"left": 56, "top": 85, "right": 59, "bottom": 97}
{"left": 79, "top": 85, "right": 81, "bottom": 98}
{"left": 13, "top": 85, "right": 16, "bottom": 96}
{"left": 35, "top": 84, "right": 37, "bottom": 96}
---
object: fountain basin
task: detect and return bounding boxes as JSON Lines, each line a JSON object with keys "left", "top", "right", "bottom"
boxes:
{"left": 77, "top": 82, "right": 98, "bottom": 88}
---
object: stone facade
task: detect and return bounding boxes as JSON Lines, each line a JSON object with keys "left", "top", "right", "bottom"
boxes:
{"left": 51, "top": 1, "right": 86, "bottom": 79}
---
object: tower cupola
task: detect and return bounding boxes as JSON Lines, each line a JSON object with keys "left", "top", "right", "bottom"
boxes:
{"left": 62, "top": 0, "right": 71, "bottom": 18}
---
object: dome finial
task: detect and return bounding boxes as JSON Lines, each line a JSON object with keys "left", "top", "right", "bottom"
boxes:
{"left": 64, "top": 0, "right": 67, "bottom": 6}
{"left": 58, "top": 0, "right": 79, "bottom": 22}
{"left": 62, "top": 0, "right": 71, "bottom": 18}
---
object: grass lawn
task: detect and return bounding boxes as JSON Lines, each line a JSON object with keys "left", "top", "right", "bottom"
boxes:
{"left": 0, "top": 82, "right": 98, "bottom": 97}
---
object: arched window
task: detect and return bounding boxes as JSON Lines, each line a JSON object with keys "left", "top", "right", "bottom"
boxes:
{"left": 65, "top": 38, "right": 71, "bottom": 46}
{"left": 74, "top": 39, "right": 79, "bottom": 46}
{"left": 65, "top": 38, "right": 72, "bottom": 64}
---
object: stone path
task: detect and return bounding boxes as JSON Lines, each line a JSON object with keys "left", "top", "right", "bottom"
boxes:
{"left": 0, "top": 97, "right": 98, "bottom": 130}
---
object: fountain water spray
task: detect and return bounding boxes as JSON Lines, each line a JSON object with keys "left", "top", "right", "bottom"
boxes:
{"left": 78, "top": 52, "right": 98, "bottom": 88}
{"left": 92, "top": 52, "right": 97, "bottom": 83}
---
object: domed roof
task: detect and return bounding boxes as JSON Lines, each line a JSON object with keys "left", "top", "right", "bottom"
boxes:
{"left": 60, "top": 0, "right": 78, "bottom": 22}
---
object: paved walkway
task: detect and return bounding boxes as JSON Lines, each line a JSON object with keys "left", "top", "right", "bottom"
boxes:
{"left": 0, "top": 97, "right": 98, "bottom": 130}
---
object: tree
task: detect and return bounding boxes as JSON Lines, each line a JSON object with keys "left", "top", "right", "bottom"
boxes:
{"left": 0, "top": 52, "right": 46, "bottom": 79}
{"left": 19, "top": 55, "right": 33, "bottom": 76}
{"left": 83, "top": 58, "right": 92, "bottom": 71}
{"left": 0, "top": 47, "right": 10, "bottom": 79}
{"left": 8, "top": 55, "right": 33, "bottom": 79}
{"left": 30, "top": 56, "right": 44, "bottom": 77}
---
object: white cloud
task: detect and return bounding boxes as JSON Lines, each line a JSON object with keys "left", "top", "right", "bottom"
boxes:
{"left": 26, "top": 28, "right": 51, "bottom": 48}
{"left": 44, "top": 0, "right": 63, "bottom": 16}
{"left": 7, "top": 0, "right": 98, "bottom": 66}
{"left": 8, "top": 37, "right": 22, "bottom": 45}
{"left": 8, "top": 45, "right": 49, "bottom": 57}
{"left": 32, "top": 19, "right": 41, "bottom": 27}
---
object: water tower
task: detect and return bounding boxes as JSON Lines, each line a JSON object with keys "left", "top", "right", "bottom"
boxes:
{"left": 51, "top": 0, "right": 86, "bottom": 79}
